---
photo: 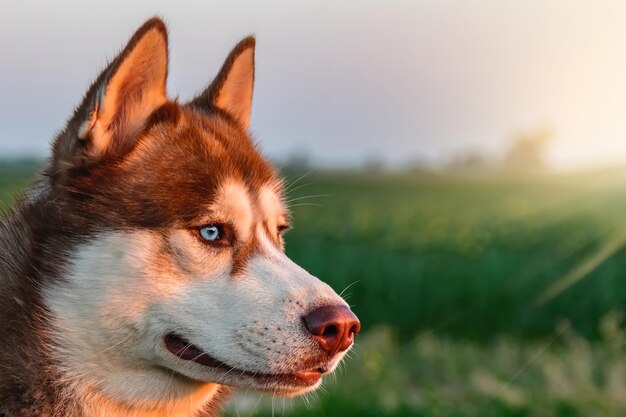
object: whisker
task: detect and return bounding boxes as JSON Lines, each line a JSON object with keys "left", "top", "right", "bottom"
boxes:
{"left": 284, "top": 168, "right": 317, "bottom": 192}
{"left": 288, "top": 203, "right": 323, "bottom": 208}
{"left": 285, "top": 194, "right": 331, "bottom": 203}
{"left": 234, "top": 391, "right": 241, "bottom": 417}
{"left": 94, "top": 331, "right": 134, "bottom": 356}
{"left": 166, "top": 343, "right": 194, "bottom": 391}
{"left": 339, "top": 280, "right": 361, "bottom": 298}
{"left": 249, "top": 393, "right": 263, "bottom": 417}
{"left": 281, "top": 397, "right": 286, "bottom": 417}
{"left": 270, "top": 392, "right": 275, "bottom": 417}
{"left": 284, "top": 182, "right": 312, "bottom": 195}
{"left": 302, "top": 391, "right": 312, "bottom": 408}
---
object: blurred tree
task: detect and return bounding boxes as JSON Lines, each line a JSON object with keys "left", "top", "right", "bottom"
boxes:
{"left": 280, "top": 149, "right": 311, "bottom": 173}
{"left": 446, "top": 151, "right": 495, "bottom": 172}
{"left": 503, "top": 125, "right": 554, "bottom": 172}
{"left": 362, "top": 152, "right": 386, "bottom": 173}
{"left": 404, "top": 157, "right": 434, "bottom": 175}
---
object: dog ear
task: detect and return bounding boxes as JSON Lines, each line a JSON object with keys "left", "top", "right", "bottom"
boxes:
{"left": 189, "top": 37, "right": 255, "bottom": 130}
{"left": 54, "top": 18, "right": 168, "bottom": 167}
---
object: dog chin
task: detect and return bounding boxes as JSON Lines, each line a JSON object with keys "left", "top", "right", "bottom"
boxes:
{"left": 271, "top": 382, "right": 322, "bottom": 397}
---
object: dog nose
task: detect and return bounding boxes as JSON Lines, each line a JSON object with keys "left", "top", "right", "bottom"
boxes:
{"left": 303, "top": 305, "right": 360, "bottom": 355}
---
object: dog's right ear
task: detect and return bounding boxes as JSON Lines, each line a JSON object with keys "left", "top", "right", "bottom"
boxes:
{"left": 189, "top": 37, "right": 255, "bottom": 130}
{"left": 53, "top": 18, "right": 168, "bottom": 170}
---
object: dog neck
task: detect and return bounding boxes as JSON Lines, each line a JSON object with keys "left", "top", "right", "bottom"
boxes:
{"left": 67, "top": 383, "right": 230, "bottom": 417}
{"left": 1, "top": 381, "right": 230, "bottom": 417}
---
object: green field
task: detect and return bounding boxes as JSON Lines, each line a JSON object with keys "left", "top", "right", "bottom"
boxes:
{"left": 3, "top": 161, "right": 626, "bottom": 416}
{"left": 284, "top": 168, "right": 626, "bottom": 340}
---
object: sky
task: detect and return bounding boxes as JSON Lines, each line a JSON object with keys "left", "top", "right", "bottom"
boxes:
{"left": 2, "top": 0, "right": 626, "bottom": 170}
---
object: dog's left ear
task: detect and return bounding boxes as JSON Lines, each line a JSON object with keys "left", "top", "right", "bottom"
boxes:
{"left": 189, "top": 37, "right": 255, "bottom": 130}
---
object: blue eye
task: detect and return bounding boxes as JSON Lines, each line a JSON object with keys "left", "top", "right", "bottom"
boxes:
{"left": 199, "top": 225, "right": 221, "bottom": 241}
{"left": 194, "top": 223, "right": 234, "bottom": 247}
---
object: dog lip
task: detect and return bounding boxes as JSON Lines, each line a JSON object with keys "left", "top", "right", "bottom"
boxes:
{"left": 164, "top": 333, "right": 226, "bottom": 368}
{"left": 163, "top": 333, "right": 323, "bottom": 387}
{"left": 293, "top": 369, "right": 323, "bottom": 385}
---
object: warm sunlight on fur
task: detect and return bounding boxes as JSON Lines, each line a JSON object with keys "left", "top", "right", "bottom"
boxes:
{"left": 0, "top": 17, "right": 359, "bottom": 417}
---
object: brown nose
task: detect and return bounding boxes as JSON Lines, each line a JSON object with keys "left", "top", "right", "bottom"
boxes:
{"left": 303, "top": 305, "right": 360, "bottom": 356}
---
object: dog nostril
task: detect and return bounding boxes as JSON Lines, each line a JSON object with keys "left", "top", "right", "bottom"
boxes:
{"left": 322, "top": 325, "right": 338, "bottom": 337}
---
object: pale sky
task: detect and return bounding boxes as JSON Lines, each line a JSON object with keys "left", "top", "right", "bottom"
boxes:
{"left": 2, "top": 0, "right": 626, "bottom": 169}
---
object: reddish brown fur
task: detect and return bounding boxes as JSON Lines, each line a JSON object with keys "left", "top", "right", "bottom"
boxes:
{"left": 0, "top": 17, "right": 283, "bottom": 416}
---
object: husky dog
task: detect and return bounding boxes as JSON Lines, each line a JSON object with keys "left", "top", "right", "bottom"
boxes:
{"left": 0, "top": 18, "right": 359, "bottom": 417}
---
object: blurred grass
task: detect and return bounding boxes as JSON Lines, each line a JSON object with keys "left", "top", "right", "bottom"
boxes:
{"left": 226, "top": 316, "right": 626, "bottom": 417}
{"left": 0, "top": 159, "right": 39, "bottom": 205}
{"left": 282, "top": 169, "right": 626, "bottom": 340}
{"left": 3, "top": 160, "right": 626, "bottom": 416}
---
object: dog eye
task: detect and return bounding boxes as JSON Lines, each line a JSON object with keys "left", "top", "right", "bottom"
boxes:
{"left": 196, "top": 224, "right": 232, "bottom": 246}
{"left": 199, "top": 225, "right": 221, "bottom": 241}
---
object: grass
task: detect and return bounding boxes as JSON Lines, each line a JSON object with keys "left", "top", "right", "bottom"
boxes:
{"left": 3, "top": 160, "right": 626, "bottom": 415}
{"left": 226, "top": 316, "right": 626, "bottom": 417}
{"left": 281, "top": 169, "right": 626, "bottom": 340}
{"left": 0, "top": 159, "right": 39, "bottom": 205}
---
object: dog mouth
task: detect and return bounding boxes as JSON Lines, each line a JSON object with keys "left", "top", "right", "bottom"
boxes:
{"left": 163, "top": 333, "right": 325, "bottom": 390}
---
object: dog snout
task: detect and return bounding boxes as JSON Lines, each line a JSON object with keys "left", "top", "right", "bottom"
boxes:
{"left": 303, "top": 305, "right": 360, "bottom": 356}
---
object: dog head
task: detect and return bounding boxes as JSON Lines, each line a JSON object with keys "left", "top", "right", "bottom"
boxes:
{"left": 39, "top": 18, "right": 359, "bottom": 408}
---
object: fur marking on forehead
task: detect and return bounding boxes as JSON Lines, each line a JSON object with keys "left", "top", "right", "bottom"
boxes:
{"left": 258, "top": 185, "right": 288, "bottom": 232}
{"left": 211, "top": 180, "right": 253, "bottom": 241}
